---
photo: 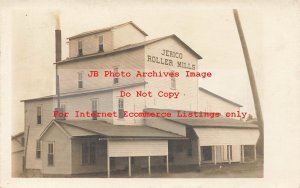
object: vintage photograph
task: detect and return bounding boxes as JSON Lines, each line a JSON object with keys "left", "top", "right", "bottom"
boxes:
{"left": 1, "top": 0, "right": 300, "bottom": 187}
{"left": 10, "top": 6, "right": 265, "bottom": 178}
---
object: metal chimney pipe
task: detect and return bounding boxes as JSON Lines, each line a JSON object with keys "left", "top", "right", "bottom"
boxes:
{"left": 55, "top": 29, "right": 62, "bottom": 62}
{"left": 55, "top": 29, "right": 63, "bottom": 119}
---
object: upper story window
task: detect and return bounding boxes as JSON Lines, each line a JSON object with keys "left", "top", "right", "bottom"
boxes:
{"left": 98, "top": 36, "right": 104, "bottom": 52}
{"left": 118, "top": 98, "right": 124, "bottom": 119}
{"left": 170, "top": 71, "right": 176, "bottom": 89}
{"left": 78, "top": 72, "right": 83, "bottom": 88}
{"left": 91, "top": 99, "right": 98, "bottom": 120}
{"left": 113, "top": 67, "right": 119, "bottom": 84}
{"left": 37, "top": 106, "right": 42, "bottom": 124}
{"left": 78, "top": 41, "right": 83, "bottom": 56}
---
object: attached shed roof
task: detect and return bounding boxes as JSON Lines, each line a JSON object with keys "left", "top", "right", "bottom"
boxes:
{"left": 21, "top": 82, "right": 146, "bottom": 102}
{"left": 165, "top": 117, "right": 258, "bottom": 129}
{"left": 68, "top": 21, "right": 148, "bottom": 39}
{"left": 143, "top": 108, "right": 257, "bottom": 129}
{"left": 56, "top": 34, "right": 202, "bottom": 64}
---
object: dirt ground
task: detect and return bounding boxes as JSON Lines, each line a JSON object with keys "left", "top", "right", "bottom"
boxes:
{"left": 68, "top": 155, "right": 263, "bottom": 178}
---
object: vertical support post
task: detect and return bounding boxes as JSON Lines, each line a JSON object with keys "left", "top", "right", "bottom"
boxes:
{"left": 166, "top": 155, "right": 169, "bottom": 174}
{"left": 128, "top": 156, "right": 131, "bottom": 177}
{"left": 254, "top": 145, "right": 257, "bottom": 161}
{"left": 214, "top": 146, "right": 217, "bottom": 165}
{"left": 198, "top": 145, "right": 202, "bottom": 167}
{"left": 228, "top": 145, "right": 231, "bottom": 164}
{"left": 148, "top": 156, "right": 151, "bottom": 175}
{"left": 107, "top": 157, "right": 110, "bottom": 178}
{"left": 107, "top": 139, "right": 110, "bottom": 178}
{"left": 241, "top": 145, "right": 245, "bottom": 163}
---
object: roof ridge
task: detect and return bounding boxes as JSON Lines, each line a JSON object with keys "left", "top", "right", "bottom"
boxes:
{"left": 68, "top": 21, "right": 148, "bottom": 39}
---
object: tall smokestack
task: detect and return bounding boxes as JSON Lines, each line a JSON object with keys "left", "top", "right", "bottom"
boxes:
{"left": 55, "top": 29, "right": 61, "bottom": 62}
{"left": 54, "top": 13, "right": 64, "bottom": 119}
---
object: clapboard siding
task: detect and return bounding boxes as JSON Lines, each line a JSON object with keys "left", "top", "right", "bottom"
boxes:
{"left": 60, "top": 91, "right": 113, "bottom": 122}
{"left": 195, "top": 128, "right": 259, "bottom": 146}
{"left": 198, "top": 89, "right": 240, "bottom": 116}
{"left": 144, "top": 38, "right": 199, "bottom": 111}
{"left": 113, "top": 24, "right": 146, "bottom": 49}
{"left": 24, "top": 99, "right": 54, "bottom": 169}
{"left": 112, "top": 85, "right": 146, "bottom": 125}
{"left": 41, "top": 125, "right": 71, "bottom": 174}
{"left": 58, "top": 48, "right": 145, "bottom": 93}
{"left": 69, "top": 31, "right": 113, "bottom": 58}
{"left": 108, "top": 140, "right": 168, "bottom": 157}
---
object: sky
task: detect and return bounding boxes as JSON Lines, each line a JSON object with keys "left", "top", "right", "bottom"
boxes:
{"left": 9, "top": 2, "right": 264, "bottom": 134}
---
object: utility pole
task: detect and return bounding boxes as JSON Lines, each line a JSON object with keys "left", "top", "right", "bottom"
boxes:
{"left": 233, "top": 9, "right": 264, "bottom": 155}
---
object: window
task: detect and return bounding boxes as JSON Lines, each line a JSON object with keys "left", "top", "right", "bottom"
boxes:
{"left": 98, "top": 36, "right": 104, "bottom": 52}
{"left": 113, "top": 67, "right": 119, "bottom": 84}
{"left": 36, "top": 140, "right": 41, "bottom": 159}
{"left": 170, "top": 71, "right": 176, "bottom": 89}
{"left": 91, "top": 99, "right": 98, "bottom": 120}
{"left": 78, "top": 72, "right": 83, "bottom": 88}
{"left": 60, "top": 104, "right": 66, "bottom": 112}
{"left": 118, "top": 98, "right": 124, "bottom": 119}
{"left": 37, "top": 106, "right": 42, "bottom": 124}
{"left": 78, "top": 41, "right": 83, "bottom": 56}
{"left": 82, "top": 142, "right": 96, "bottom": 165}
{"left": 48, "top": 143, "right": 54, "bottom": 166}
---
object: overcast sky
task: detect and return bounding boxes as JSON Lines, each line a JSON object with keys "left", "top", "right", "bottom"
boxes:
{"left": 9, "top": 2, "right": 266, "bottom": 134}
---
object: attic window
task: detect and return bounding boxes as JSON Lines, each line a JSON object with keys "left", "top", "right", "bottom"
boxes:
{"left": 91, "top": 99, "right": 98, "bottom": 120}
{"left": 37, "top": 106, "right": 42, "bottom": 124}
{"left": 78, "top": 41, "right": 83, "bottom": 56}
{"left": 98, "top": 36, "right": 104, "bottom": 52}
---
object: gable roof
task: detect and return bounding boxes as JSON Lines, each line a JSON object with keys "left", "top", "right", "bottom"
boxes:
{"left": 56, "top": 34, "right": 202, "bottom": 65}
{"left": 11, "top": 132, "right": 24, "bottom": 139}
{"left": 39, "top": 120, "right": 185, "bottom": 140}
{"left": 68, "top": 21, "right": 148, "bottom": 40}
{"left": 199, "top": 87, "right": 243, "bottom": 107}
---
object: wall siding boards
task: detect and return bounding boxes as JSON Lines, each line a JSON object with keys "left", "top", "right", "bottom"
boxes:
{"left": 108, "top": 140, "right": 168, "bottom": 157}
{"left": 194, "top": 128, "right": 259, "bottom": 146}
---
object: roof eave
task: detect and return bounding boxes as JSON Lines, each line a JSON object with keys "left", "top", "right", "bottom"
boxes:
{"left": 198, "top": 87, "right": 243, "bottom": 107}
